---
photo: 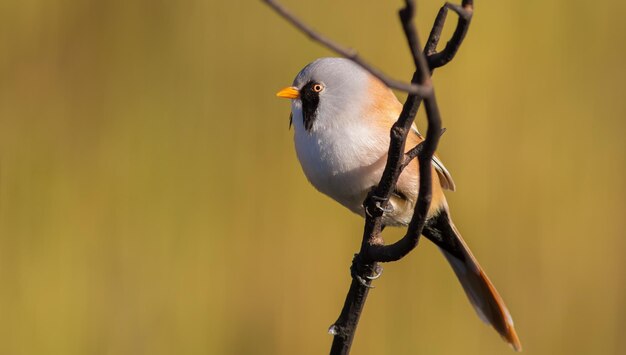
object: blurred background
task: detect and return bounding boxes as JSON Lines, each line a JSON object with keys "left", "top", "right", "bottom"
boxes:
{"left": 1, "top": 0, "right": 625, "bottom": 354}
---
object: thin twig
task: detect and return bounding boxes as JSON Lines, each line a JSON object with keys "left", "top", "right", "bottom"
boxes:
{"left": 400, "top": 143, "right": 424, "bottom": 171}
{"left": 399, "top": 128, "right": 446, "bottom": 171}
{"left": 262, "top": 0, "right": 432, "bottom": 97}
{"left": 426, "top": 1, "right": 474, "bottom": 70}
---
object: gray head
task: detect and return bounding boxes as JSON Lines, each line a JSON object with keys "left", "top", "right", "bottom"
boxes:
{"left": 287, "top": 58, "right": 371, "bottom": 132}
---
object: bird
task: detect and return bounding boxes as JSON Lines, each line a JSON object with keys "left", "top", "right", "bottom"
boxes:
{"left": 276, "top": 57, "right": 522, "bottom": 351}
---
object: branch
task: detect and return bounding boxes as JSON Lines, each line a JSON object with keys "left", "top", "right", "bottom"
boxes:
{"left": 364, "top": 0, "right": 441, "bottom": 263}
{"left": 262, "top": 0, "right": 473, "bottom": 354}
{"left": 426, "top": 1, "right": 474, "bottom": 70}
{"left": 262, "top": 0, "right": 432, "bottom": 97}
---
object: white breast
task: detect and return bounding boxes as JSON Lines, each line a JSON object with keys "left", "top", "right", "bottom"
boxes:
{"left": 292, "top": 104, "right": 388, "bottom": 214}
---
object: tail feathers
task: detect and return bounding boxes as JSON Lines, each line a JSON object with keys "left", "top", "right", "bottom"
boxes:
{"left": 440, "top": 246, "right": 522, "bottom": 351}
{"left": 424, "top": 212, "right": 522, "bottom": 352}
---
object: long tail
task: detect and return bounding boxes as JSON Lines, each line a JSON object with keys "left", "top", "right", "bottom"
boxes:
{"left": 423, "top": 209, "right": 522, "bottom": 352}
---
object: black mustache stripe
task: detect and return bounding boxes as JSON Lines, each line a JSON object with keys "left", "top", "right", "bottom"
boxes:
{"left": 300, "top": 81, "right": 320, "bottom": 131}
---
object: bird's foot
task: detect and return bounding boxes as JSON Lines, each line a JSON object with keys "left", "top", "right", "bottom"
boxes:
{"left": 365, "top": 194, "right": 394, "bottom": 217}
{"left": 350, "top": 253, "right": 383, "bottom": 288}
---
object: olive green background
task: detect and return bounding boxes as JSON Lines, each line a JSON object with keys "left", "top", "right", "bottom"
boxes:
{"left": 1, "top": 1, "right": 625, "bottom": 354}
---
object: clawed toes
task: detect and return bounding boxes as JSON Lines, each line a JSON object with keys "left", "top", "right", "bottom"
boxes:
{"left": 355, "top": 274, "right": 374, "bottom": 288}
{"left": 366, "top": 265, "right": 383, "bottom": 280}
{"left": 375, "top": 200, "right": 393, "bottom": 213}
{"left": 365, "top": 196, "right": 394, "bottom": 217}
{"left": 350, "top": 254, "right": 382, "bottom": 288}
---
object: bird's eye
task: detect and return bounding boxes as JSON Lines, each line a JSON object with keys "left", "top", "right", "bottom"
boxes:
{"left": 313, "top": 84, "right": 324, "bottom": 92}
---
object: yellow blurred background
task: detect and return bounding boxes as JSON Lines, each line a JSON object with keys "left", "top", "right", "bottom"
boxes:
{"left": 1, "top": 1, "right": 625, "bottom": 354}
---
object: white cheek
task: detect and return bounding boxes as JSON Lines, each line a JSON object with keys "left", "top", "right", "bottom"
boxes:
{"left": 290, "top": 100, "right": 304, "bottom": 131}
{"left": 291, "top": 103, "right": 316, "bottom": 168}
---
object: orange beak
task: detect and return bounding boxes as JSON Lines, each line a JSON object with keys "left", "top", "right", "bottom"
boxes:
{"left": 276, "top": 86, "right": 300, "bottom": 99}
